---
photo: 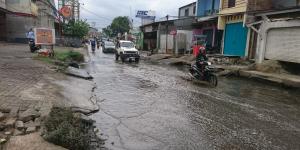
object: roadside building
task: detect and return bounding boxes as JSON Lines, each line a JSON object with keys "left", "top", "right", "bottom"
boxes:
{"left": 179, "top": 2, "right": 197, "bottom": 18}
{"left": 246, "top": 0, "right": 300, "bottom": 64}
{"left": 175, "top": 2, "right": 197, "bottom": 55}
{"left": 0, "top": 0, "right": 8, "bottom": 41}
{"left": 6, "top": 0, "right": 55, "bottom": 43}
{"left": 140, "top": 20, "right": 175, "bottom": 54}
{"left": 218, "top": 0, "right": 249, "bottom": 57}
{"left": 194, "top": 0, "right": 222, "bottom": 54}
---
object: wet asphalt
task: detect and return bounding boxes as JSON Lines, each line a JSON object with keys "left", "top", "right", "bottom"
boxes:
{"left": 86, "top": 48, "right": 300, "bottom": 150}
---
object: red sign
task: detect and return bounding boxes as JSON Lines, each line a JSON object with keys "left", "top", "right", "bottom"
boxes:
{"left": 35, "top": 28, "right": 55, "bottom": 45}
{"left": 169, "top": 30, "right": 177, "bottom": 35}
{"left": 60, "top": 6, "right": 72, "bottom": 18}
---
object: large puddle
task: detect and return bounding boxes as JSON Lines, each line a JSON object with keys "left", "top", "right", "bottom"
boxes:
{"left": 86, "top": 49, "right": 300, "bottom": 150}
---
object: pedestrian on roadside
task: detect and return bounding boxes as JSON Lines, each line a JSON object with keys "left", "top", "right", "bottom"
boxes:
{"left": 26, "top": 28, "right": 35, "bottom": 41}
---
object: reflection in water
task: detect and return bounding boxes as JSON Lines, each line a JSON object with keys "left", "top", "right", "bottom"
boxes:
{"left": 87, "top": 49, "right": 300, "bottom": 150}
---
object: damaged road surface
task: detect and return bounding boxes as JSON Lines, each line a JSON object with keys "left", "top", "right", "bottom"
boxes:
{"left": 86, "top": 49, "right": 300, "bottom": 150}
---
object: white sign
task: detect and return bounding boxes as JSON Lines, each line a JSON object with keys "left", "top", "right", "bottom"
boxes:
{"left": 136, "top": 10, "right": 156, "bottom": 20}
{"left": 34, "top": 28, "right": 55, "bottom": 45}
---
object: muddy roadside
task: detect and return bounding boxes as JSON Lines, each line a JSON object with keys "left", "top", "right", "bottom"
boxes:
{"left": 0, "top": 44, "right": 104, "bottom": 150}
{"left": 142, "top": 53, "right": 300, "bottom": 88}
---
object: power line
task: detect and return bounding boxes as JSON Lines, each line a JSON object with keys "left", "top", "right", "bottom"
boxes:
{"left": 80, "top": 6, "right": 113, "bottom": 21}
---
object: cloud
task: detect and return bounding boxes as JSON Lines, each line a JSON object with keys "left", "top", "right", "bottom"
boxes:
{"left": 58, "top": 0, "right": 196, "bottom": 29}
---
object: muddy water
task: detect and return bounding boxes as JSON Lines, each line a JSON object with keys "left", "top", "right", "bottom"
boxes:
{"left": 86, "top": 49, "right": 300, "bottom": 150}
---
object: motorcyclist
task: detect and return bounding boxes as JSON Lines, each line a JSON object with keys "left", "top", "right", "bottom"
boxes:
{"left": 196, "top": 47, "right": 208, "bottom": 73}
{"left": 90, "top": 38, "right": 96, "bottom": 51}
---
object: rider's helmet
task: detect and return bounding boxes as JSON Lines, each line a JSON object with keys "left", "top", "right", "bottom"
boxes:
{"left": 199, "top": 47, "right": 206, "bottom": 55}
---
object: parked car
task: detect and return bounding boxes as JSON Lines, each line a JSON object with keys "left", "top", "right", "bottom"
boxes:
{"left": 115, "top": 40, "right": 140, "bottom": 63}
{"left": 103, "top": 41, "right": 116, "bottom": 53}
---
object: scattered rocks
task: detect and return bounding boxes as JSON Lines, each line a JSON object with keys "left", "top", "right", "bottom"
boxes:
{"left": 15, "top": 121, "right": 24, "bottom": 130}
{"left": 13, "top": 129, "right": 23, "bottom": 136}
{"left": 4, "top": 131, "right": 12, "bottom": 136}
{"left": 5, "top": 118, "right": 17, "bottom": 128}
{"left": 18, "top": 108, "right": 41, "bottom": 122}
{"left": 0, "top": 138, "right": 7, "bottom": 144}
{"left": 25, "top": 127, "right": 36, "bottom": 134}
{"left": 0, "top": 112, "right": 6, "bottom": 121}
{"left": 74, "top": 113, "right": 95, "bottom": 124}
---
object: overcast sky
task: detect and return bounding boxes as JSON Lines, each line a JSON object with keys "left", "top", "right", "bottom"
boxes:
{"left": 55, "top": 0, "right": 195, "bottom": 29}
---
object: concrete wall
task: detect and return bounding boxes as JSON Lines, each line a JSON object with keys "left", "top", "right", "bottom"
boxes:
{"left": 36, "top": 0, "right": 55, "bottom": 29}
{"left": 0, "top": 11, "right": 6, "bottom": 41}
{"left": 256, "top": 19, "right": 300, "bottom": 64}
{"left": 176, "top": 30, "right": 193, "bottom": 54}
{"left": 179, "top": 3, "right": 196, "bottom": 18}
{"left": 6, "top": 0, "right": 55, "bottom": 42}
{"left": 6, "top": 0, "right": 31, "bottom": 13}
{"left": 0, "top": 0, "right": 5, "bottom": 9}
{"left": 6, "top": 14, "right": 36, "bottom": 42}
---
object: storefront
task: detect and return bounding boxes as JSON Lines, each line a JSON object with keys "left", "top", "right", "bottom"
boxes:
{"left": 223, "top": 15, "right": 248, "bottom": 56}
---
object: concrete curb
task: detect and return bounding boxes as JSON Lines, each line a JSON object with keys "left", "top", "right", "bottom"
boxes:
{"left": 239, "top": 70, "right": 300, "bottom": 88}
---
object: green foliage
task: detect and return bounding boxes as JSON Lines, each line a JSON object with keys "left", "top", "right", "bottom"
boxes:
{"left": 55, "top": 51, "right": 84, "bottom": 62}
{"left": 102, "top": 26, "right": 113, "bottom": 37}
{"left": 105, "top": 16, "right": 131, "bottom": 37}
{"left": 63, "top": 20, "right": 90, "bottom": 38}
{"left": 43, "top": 107, "right": 92, "bottom": 150}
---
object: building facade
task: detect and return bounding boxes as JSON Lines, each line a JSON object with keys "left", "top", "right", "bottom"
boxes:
{"left": 194, "top": 0, "right": 222, "bottom": 53}
{"left": 247, "top": 0, "right": 300, "bottom": 64}
{"left": 179, "top": 2, "right": 197, "bottom": 18}
{"left": 0, "top": 0, "right": 7, "bottom": 41}
{"left": 6, "top": 0, "right": 55, "bottom": 43}
{"left": 218, "top": 0, "right": 249, "bottom": 57}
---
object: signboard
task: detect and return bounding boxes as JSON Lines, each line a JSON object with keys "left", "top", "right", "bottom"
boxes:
{"left": 60, "top": 6, "right": 72, "bottom": 19}
{"left": 136, "top": 10, "right": 156, "bottom": 20}
{"left": 34, "top": 28, "right": 55, "bottom": 45}
{"left": 170, "top": 30, "right": 177, "bottom": 35}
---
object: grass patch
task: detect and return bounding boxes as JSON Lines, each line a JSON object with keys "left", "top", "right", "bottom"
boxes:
{"left": 43, "top": 107, "right": 93, "bottom": 150}
{"left": 34, "top": 50, "right": 84, "bottom": 68}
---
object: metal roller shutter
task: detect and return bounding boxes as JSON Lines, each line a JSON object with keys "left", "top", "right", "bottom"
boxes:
{"left": 265, "top": 27, "right": 300, "bottom": 63}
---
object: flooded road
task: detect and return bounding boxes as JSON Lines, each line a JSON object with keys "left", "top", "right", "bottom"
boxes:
{"left": 86, "top": 49, "right": 300, "bottom": 150}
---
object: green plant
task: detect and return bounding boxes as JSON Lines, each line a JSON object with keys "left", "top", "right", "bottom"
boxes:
{"left": 63, "top": 20, "right": 90, "bottom": 39}
{"left": 43, "top": 107, "right": 92, "bottom": 150}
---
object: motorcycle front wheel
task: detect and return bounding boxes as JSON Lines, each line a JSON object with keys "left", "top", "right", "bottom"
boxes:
{"left": 209, "top": 74, "right": 218, "bottom": 87}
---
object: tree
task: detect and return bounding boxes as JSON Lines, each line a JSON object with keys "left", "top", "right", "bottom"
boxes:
{"left": 102, "top": 26, "right": 112, "bottom": 37}
{"left": 63, "top": 20, "right": 90, "bottom": 38}
{"left": 110, "top": 16, "right": 131, "bottom": 36}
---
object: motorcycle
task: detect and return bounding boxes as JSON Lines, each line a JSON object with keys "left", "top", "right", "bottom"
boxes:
{"left": 29, "top": 39, "right": 40, "bottom": 53}
{"left": 91, "top": 44, "right": 96, "bottom": 52}
{"left": 189, "top": 61, "right": 218, "bottom": 87}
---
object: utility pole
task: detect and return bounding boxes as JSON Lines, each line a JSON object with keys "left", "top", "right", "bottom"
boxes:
{"left": 165, "top": 15, "right": 169, "bottom": 53}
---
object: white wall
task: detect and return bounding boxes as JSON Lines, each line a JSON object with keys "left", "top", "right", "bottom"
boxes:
{"left": 256, "top": 19, "right": 300, "bottom": 64}
{"left": 179, "top": 3, "right": 196, "bottom": 18}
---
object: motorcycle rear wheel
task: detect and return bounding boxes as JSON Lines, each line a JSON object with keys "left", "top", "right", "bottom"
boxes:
{"left": 209, "top": 74, "right": 218, "bottom": 87}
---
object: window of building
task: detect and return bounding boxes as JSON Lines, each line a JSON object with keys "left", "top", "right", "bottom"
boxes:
{"left": 185, "top": 8, "right": 189, "bottom": 17}
{"left": 193, "top": 6, "right": 196, "bottom": 15}
{"left": 228, "top": 0, "right": 236, "bottom": 8}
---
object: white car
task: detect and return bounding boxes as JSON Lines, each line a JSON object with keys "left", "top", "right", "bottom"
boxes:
{"left": 115, "top": 40, "right": 140, "bottom": 62}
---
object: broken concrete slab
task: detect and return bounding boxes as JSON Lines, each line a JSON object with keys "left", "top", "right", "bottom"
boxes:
{"left": 55, "top": 78, "right": 100, "bottom": 115}
{"left": 147, "top": 54, "right": 172, "bottom": 61}
{"left": 15, "top": 121, "right": 24, "bottom": 130}
{"left": 13, "top": 129, "right": 23, "bottom": 136}
{"left": 25, "top": 127, "right": 36, "bottom": 134}
{"left": 18, "top": 108, "right": 41, "bottom": 122}
{"left": 5, "top": 118, "right": 17, "bottom": 128}
{"left": 0, "top": 112, "right": 5, "bottom": 121}
{"left": 239, "top": 70, "right": 300, "bottom": 88}
{"left": 5, "top": 132, "right": 67, "bottom": 150}
{"left": 74, "top": 113, "right": 96, "bottom": 124}
{"left": 65, "top": 66, "right": 93, "bottom": 80}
